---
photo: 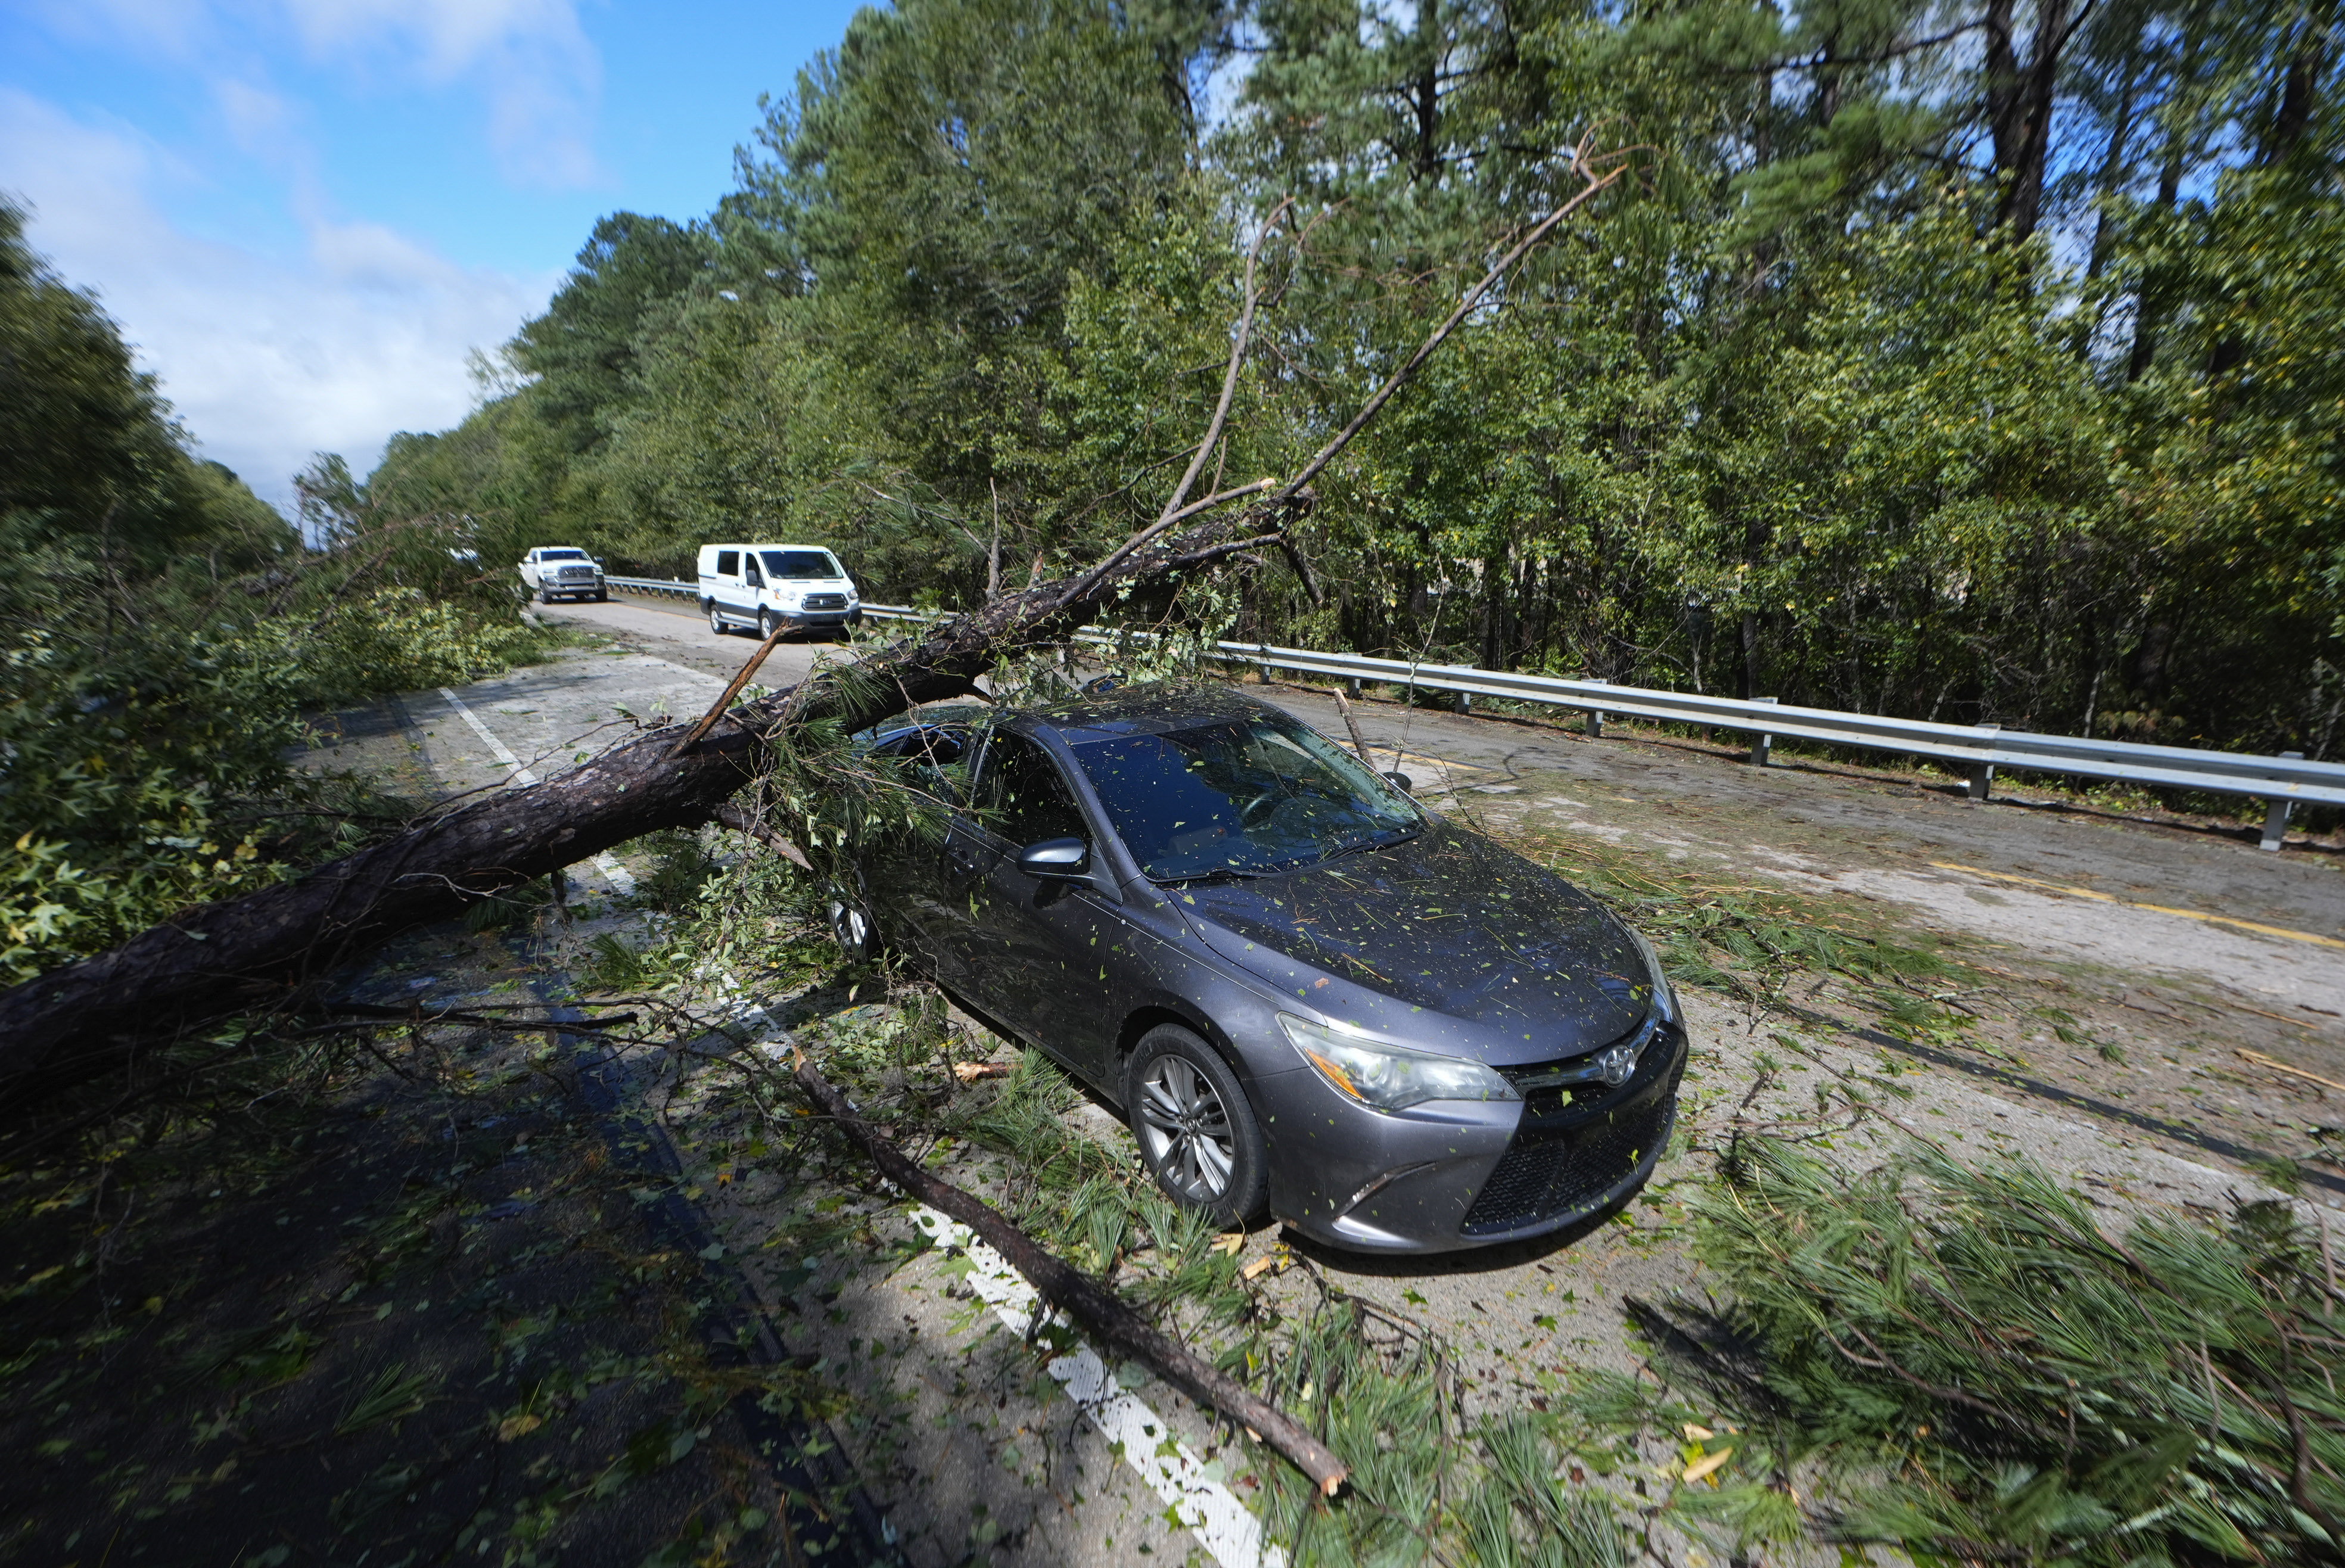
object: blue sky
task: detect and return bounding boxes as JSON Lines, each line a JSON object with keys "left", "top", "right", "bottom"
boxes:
{"left": 1, "top": 0, "right": 865, "bottom": 509}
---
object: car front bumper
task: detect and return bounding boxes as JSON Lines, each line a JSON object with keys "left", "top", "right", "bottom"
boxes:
{"left": 1253, "top": 1026, "right": 1687, "bottom": 1253}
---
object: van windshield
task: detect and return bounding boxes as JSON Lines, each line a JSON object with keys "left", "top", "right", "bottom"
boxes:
{"left": 760, "top": 550, "right": 841, "bottom": 579}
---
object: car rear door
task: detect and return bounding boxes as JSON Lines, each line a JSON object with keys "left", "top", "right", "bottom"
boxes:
{"left": 855, "top": 724, "right": 973, "bottom": 972}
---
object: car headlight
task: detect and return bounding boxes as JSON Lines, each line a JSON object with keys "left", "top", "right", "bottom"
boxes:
{"left": 1621, "top": 923, "right": 1677, "bottom": 1023}
{"left": 1279, "top": 1015, "right": 1519, "bottom": 1113}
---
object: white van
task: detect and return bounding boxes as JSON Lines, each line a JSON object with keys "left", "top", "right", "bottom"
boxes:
{"left": 696, "top": 543, "right": 863, "bottom": 637}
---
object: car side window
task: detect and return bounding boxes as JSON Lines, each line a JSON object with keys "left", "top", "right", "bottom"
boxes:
{"left": 744, "top": 558, "right": 764, "bottom": 587}
{"left": 715, "top": 550, "right": 738, "bottom": 576}
{"left": 877, "top": 726, "right": 971, "bottom": 802}
{"left": 972, "top": 732, "right": 1086, "bottom": 847}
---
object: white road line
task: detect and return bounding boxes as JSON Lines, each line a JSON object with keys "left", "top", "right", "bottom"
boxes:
{"left": 440, "top": 686, "right": 539, "bottom": 783}
{"left": 438, "top": 687, "right": 636, "bottom": 897}
{"left": 906, "top": 1206, "right": 1287, "bottom": 1568}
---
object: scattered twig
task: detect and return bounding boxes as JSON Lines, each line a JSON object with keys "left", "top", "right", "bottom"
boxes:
{"left": 713, "top": 804, "right": 814, "bottom": 871}
{"left": 2238, "top": 1049, "right": 2345, "bottom": 1096}
{"left": 1333, "top": 690, "right": 1376, "bottom": 770}
{"left": 673, "top": 624, "right": 792, "bottom": 757}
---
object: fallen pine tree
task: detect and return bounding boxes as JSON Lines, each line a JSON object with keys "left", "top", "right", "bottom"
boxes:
{"left": 0, "top": 140, "right": 1628, "bottom": 1106}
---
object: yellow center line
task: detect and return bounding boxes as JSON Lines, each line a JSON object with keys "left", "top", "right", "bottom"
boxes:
{"left": 1367, "top": 746, "right": 1499, "bottom": 782}
{"left": 1929, "top": 861, "right": 2345, "bottom": 952}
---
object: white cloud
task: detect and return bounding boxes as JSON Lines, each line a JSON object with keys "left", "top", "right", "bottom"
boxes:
{"left": 36, "top": 0, "right": 603, "bottom": 187}
{"left": 0, "top": 89, "right": 555, "bottom": 511}
{"left": 268, "top": 0, "right": 603, "bottom": 185}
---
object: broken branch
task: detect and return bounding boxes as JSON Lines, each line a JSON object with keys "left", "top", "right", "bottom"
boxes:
{"left": 790, "top": 1050, "right": 1351, "bottom": 1497}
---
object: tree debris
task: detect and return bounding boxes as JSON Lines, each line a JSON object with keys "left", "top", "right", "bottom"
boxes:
{"left": 789, "top": 1048, "right": 1352, "bottom": 1497}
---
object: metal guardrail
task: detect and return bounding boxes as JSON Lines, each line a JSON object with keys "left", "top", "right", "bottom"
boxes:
{"left": 605, "top": 574, "right": 698, "bottom": 600}
{"left": 608, "top": 581, "right": 2343, "bottom": 845}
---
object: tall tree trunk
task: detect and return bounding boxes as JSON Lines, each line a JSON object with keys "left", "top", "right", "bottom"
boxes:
{"left": 1986, "top": 0, "right": 2073, "bottom": 243}
{"left": 2262, "top": 5, "right": 2330, "bottom": 164}
{"left": 2085, "top": 42, "right": 2141, "bottom": 283}
{"left": 2127, "top": 30, "right": 2200, "bottom": 382}
{"left": 1411, "top": 0, "right": 1442, "bottom": 180}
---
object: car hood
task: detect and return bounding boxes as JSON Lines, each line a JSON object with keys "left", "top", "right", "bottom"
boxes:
{"left": 1177, "top": 820, "right": 1653, "bottom": 1063}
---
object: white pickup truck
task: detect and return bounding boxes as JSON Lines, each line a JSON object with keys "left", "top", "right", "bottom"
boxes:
{"left": 518, "top": 547, "right": 608, "bottom": 603}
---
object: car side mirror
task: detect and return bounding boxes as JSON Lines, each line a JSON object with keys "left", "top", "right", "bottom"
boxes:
{"left": 1383, "top": 771, "right": 1414, "bottom": 794}
{"left": 1015, "top": 836, "right": 1090, "bottom": 880}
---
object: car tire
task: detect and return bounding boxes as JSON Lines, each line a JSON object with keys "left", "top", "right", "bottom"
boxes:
{"left": 708, "top": 603, "right": 727, "bottom": 635}
{"left": 536, "top": 584, "right": 551, "bottom": 605}
{"left": 1124, "top": 1024, "right": 1268, "bottom": 1227}
{"left": 758, "top": 608, "right": 777, "bottom": 640}
{"left": 595, "top": 589, "right": 608, "bottom": 602}
{"left": 828, "top": 892, "right": 877, "bottom": 964}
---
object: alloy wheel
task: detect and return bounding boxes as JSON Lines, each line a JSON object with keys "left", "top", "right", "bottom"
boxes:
{"left": 1136, "top": 1055, "right": 1236, "bottom": 1202}
{"left": 828, "top": 898, "right": 871, "bottom": 962}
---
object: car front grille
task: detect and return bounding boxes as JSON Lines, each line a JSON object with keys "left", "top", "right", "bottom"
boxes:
{"left": 801, "top": 593, "right": 847, "bottom": 611}
{"left": 1460, "top": 1029, "right": 1683, "bottom": 1236}
{"left": 556, "top": 567, "right": 596, "bottom": 580}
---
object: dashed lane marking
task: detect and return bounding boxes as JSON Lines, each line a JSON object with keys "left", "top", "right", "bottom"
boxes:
{"left": 439, "top": 687, "right": 637, "bottom": 897}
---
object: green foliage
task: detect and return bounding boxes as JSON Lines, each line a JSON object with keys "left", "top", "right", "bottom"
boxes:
{"left": 365, "top": 0, "right": 2342, "bottom": 769}
{"left": 0, "top": 200, "right": 555, "bottom": 982}
{"left": 1669, "top": 1136, "right": 2345, "bottom": 1565}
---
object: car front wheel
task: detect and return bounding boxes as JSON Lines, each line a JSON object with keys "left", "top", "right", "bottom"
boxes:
{"left": 758, "top": 608, "right": 777, "bottom": 640}
{"left": 1124, "top": 1024, "right": 1267, "bottom": 1227}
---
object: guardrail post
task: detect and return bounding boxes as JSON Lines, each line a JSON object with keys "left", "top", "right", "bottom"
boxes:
{"left": 2262, "top": 752, "right": 2304, "bottom": 850}
{"left": 1346, "top": 677, "right": 1362, "bottom": 701}
{"left": 1456, "top": 691, "right": 1472, "bottom": 715}
{"left": 1585, "top": 679, "right": 1610, "bottom": 739}
{"left": 1967, "top": 724, "right": 2001, "bottom": 801}
{"left": 1747, "top": 697, "right": 1778, "bottom": 767}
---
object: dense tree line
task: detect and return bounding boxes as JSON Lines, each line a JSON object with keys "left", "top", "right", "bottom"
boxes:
{"left": 371, "top": 0, "right": 2342, "bottom": 755}
{"left": 0, "top": 203, "right": 544, "bottom": 979}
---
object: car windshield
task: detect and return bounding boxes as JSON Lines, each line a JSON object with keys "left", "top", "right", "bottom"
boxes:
{"left": 541, "top": 549, "right": 587, "bottom": 560}
{"left": 760, "top": 549, "right": 840, "bottom": 579}
{"left": 1071, "top": 717, "right": 1420, "bottom": 882}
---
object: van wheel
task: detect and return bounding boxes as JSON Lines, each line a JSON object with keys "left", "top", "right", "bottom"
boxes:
{"left": 758, "top": 608, "right": 777, "bottom": 640}
{"left": 1124, "top": 1025, "right": 1268, "bottom": 1226}
{"left": 708, "top": 603, "right": 726, "bottom": 634}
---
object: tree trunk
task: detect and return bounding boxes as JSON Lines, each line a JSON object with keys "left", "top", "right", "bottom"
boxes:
{"left": 1985, "top": 0, "right": 2072, "bottom": 244}
{"left": 2128, "top": 30, "right": 2201, "bottom": 382}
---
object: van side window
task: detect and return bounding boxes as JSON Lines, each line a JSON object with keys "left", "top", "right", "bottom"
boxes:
{"left": 744, "top": 558, "right": 764, "bottom": 587}
{"left": 715, "top": 550, "right": 739, "bottom": 575}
